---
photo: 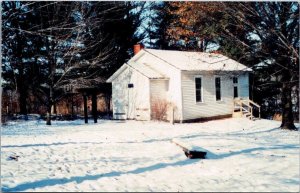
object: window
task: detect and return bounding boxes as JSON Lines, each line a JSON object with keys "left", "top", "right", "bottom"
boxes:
{"left": 195, "top": 77, "right": 202, "bottom": 102}
{"left": 234, "top": 86, "right": 238, "bottom": 98}
{"left": 233, "top": 77, "right": 238, "bottom": 98}
{"left": 233, "top": 77, "right": 238, "bottom": 84}
{"left": 215, "top": 77, "right": 221, "bottom": 101}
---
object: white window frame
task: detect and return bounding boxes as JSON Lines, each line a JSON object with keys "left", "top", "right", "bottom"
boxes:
{"left": 215, "top": 76, "right": 222, "bottom": 101}
{"left": 194, "top": 76, "right": 203, "bottom": 103}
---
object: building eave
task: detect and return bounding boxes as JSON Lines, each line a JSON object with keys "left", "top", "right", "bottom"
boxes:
{"left": 106, "top": 64, "right": 128, "bottom": 83}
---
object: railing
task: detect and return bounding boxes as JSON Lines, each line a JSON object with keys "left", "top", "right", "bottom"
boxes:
{"left": 248, "top": 100, "right": 261, "bottom": 119}
{"left": 233, "top": 98, "right": 261, "bottom": 120}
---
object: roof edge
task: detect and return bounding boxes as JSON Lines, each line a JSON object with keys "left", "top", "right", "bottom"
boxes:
{"left": 106, "top": 64, "right": 128, "bottom": 83}
{"left": 107, "top": 50, "right": 147, "bottom": 83}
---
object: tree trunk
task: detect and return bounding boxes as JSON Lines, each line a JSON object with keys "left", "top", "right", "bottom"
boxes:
{"left": 46, "top": 86, "right": 54, "bottom": 125}
{"left": 92, "top": 93, "right": 97, "bottom": 123}
{"left": 105, "top": 94, "right": 111, "bottom": 115}
{"left": 17, "top": 69, "right": 28, "bottom": 115}
{"left": 280, "top": 81, "right": 297, "bottom": 130}
{"left": 53, "top": 103, "right": 57, "bottom": 114}
{"left": 46, "top": 105, "right": 51, "bottom": 125}
{"left": 83, "top": 94, "right": 88, "bottom": 124}
{"left": 15, "top": 25, "right": 28, "bottom": 116}
{"left": 71, "top": 94, "right": 74, "bottom": 119}
{"left": 18, "top": 87, "right": 28, "bottom": 115}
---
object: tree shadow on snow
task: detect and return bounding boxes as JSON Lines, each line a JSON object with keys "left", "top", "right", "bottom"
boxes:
{"left": 1, "top": 159, "right": 199, "bottom": 192}
{"left": 206, "top": 144, "right": 299, "bottom": 159}
{"left": 226, "top": 127, "right": 280, "bottom": 136}
{"left": 1, "top": 141, "right": 106, "bottom": 148}
{"left": 2, "top": 144, "right": 298, "bottom": 192}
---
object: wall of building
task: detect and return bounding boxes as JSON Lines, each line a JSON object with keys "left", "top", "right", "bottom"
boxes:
{"left": 111, "top": 66, "right": 150, "bottom": 120}
{"left": 136, "top": 53, "right": 183, "bottom": 121}
{"left": 181, "top": 71, "right": 249, "bottom": 120}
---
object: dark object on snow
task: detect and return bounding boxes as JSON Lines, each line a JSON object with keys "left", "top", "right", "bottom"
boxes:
{"left": 8, "top": 155, "right": 20, "bottom": 161}
{"left": 172, "top": 139, "right": 207, "bottom": 159}
{"left": 184, "top": 150, "right": 207, "bottom": 159}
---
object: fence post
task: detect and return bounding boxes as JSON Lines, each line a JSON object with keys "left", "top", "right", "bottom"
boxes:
{"left": 170, "top": 105, "right": 174, "bottom": 125}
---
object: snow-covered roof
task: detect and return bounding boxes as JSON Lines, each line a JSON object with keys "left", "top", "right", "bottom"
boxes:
{"left": 144, "top": 49, "right": 252, "bottom": 72}
{"left": 107, "top": 48, "right": 251, "bottom": 82}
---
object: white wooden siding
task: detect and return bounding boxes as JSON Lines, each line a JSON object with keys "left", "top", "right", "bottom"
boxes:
{"left": 132, "top": 72, "right": 151, "bottom": 121}
{"left": 136, "top": 53, "right": 183, "bottom": 121}
{"left": 181, "top": 71, "right": 250, "bottom": 120}
{"left": 150, "top": 80, "right": 169, "bottom": 119}
{"left": 150, "top": 80, "right": 168, "bottom": 102}
{"left": 111, "top": 67, "right": 131, "bottom": 120}
{"left": 238, "top": 73, "right": 250, "bottom": 99}
{"left": 112, "top": 67, "right": 150, "bottom": 120}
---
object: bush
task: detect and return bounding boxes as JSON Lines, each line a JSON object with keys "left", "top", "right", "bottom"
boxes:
{"left": 151, "top": 99, "right": 169, "bottom": 121}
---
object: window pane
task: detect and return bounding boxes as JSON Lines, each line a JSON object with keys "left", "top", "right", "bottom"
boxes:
{"left": 215, "top": 77, "right": 221, "bottom": 101}
{"left": 216, "top": 90, "right": 221, "bottom": 100}
{"left": 195, "top": 77, "right": 202, "bottom": 102}
{"left": 234, "top": 86, "right": 238, "bottom": 98}
{"left": 195, "top": 78, "right": 201, "bottom": 89}
{"left": 215, "top": 77, "right": 220, "bottom": 87}
{"left": 233, "top": 77, "right": 238, "bottom": 84}
{"left": 196, "top": 91, "right": 201, "bottom": 102}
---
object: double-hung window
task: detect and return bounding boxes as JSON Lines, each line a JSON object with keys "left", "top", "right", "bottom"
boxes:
{"left": 195, "top": 77, "right": 202, "bottom": 102}
{"left": 215, "top": 77, "right": 221, "bottom": 101}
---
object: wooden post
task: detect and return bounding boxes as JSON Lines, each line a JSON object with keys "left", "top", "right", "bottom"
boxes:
{"left": 170, "top": 105, "right": 174, "bottom": 125}
{"left": 83, "top": 93, "right": 88, "bottom": 124}
{"left": 106, "top": 94, "right": 111, "bottom": 116}
{"left": 71, "top": 94, "right": 74, "bottom": 119}
{"left": 92, "top": 93, "right": 97, "bottom": 123}
{"left": 239, "top": 101, "right": 242, "bottom": 113}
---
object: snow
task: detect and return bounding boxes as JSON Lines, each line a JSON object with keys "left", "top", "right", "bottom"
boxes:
{"left": 144, "top": 49, "right": 252, "bottom": 72}
{"left": 1, "top": 118, "right": 299, "bottom": 192}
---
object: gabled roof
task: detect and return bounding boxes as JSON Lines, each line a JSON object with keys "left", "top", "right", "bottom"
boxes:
{"left": 144, "top": 49, "right": 252, "bottom": 72}
{"left": 106, "top": 62, "right": 168, "bottom": 83}
{"left": 106, "top": 63, "right": 128, "bottom": 82}
{"left": 107, "top": 48, "right": 251, "bottom": 82}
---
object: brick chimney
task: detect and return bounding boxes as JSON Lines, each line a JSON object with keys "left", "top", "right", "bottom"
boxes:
{"left": 133, "top": 43, "right": 144, "bottom": 55}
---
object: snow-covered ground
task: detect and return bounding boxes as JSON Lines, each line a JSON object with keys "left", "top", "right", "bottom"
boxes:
{"left": 1, "top": 118, "right": 299, "bottom": 192}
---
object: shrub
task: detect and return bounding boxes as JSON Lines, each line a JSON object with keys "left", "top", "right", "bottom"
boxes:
{"left": 151, "top": 99, "right": 169, "bottom": 121}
